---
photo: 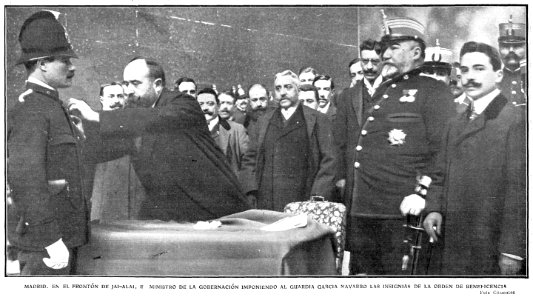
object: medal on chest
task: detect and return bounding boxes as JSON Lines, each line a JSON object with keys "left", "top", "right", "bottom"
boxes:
{"left": 399, "top": 89, "right": 417, "bottom": 102}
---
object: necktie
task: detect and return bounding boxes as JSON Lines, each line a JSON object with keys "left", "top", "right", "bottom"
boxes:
{"left": 467, "top": 98, "right": 478, "bottom": 121}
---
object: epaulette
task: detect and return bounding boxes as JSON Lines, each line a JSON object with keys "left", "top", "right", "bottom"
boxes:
{"left": 18, "top": 89, "right": 33, "bottom": 103}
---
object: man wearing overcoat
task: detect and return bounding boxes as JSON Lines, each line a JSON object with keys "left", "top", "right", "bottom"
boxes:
{"left": 70, "top": 58, "right": 251, "bottom": 222}
{"left": 240, "top": 70, "right": 336, "bottom": 211}
{"left": 423, "top": 42, "right": 526, "bottom": 275}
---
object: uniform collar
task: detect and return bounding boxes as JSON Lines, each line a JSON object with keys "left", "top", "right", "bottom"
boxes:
{"left": 27, "top": 77, "right": 56, "bottom": 91}
{"left": 25, "top": 78, "right": 60, "bottom": 101}
{"left": 383, "top": 67, "right": 424, "bottom": 85}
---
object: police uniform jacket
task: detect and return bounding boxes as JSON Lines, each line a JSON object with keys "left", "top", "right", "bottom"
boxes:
{"left": 344, "top": 68, "right": 455, "bottom": 218}
{"left": 8, "top": 82, "right": 91, "bottom": 251}
{"left": 500, "top": 68, "right": 525, "bottom": 105}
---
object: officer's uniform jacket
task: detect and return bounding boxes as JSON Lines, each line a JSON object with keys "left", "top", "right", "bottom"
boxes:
{"left": 8, "top": 82, "right": 90, "bottom": 251}
{"left": 500, "top": 68, "right": 525, "bottom": 106}
{"left": 345, "top": 68, "right": 455, "bottom": 218}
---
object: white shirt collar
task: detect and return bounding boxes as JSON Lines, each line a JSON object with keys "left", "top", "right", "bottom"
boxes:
{"left": 454, "top": 92, "right": 467, "bottom": 104}
{"left": 208, "top": 116, "right": 220, "bottom": 132}
{"left": 317, "top": 101, "right": 331, "bottom": 114}
{"left": 363, "top": 75, "right": 383, "bottom": 96}
{"left": 281, "top": 105, "right": 298, "bottom": 120}
{"left": 27, "top": 77, "right": 56, "bottom": 91}
{"left": 469, "top": 88, "right": 501, "bottom": 115}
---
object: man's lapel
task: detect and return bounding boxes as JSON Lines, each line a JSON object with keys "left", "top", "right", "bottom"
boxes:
{"left": 351, "top": 83, "right": 363, "bottom": 126}
{"left": 453, "top": 94, "right": 508, "bottom": 146}
{"left": 218, "top": 119, "right": 231, "bottom": 154}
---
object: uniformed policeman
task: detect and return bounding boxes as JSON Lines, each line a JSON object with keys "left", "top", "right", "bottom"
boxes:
{"left": 344, "top": 11, "right": 455, "bottom": 275}
{"left": 420, "top": 39, "right": 453, "bottom": 85}
{"left": 7, "top": 10, "right": 87, "bottom": 275}
{"left": 498, "top": 15, "right": 526, "bottom": 106}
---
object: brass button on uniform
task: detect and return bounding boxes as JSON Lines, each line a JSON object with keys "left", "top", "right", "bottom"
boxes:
{"left": 374, "top": 105, "right": 380, "bottom": 110}
{"left": 383, "top": 95, "right": 389, "bottom": 99}
{"left": 361, "top": 130, "right": 368, "bottom": 136}
{"left": 354, "top": 162, "right": 360, "bottom": 168}
{"left": 368, "top": 116, "right": 375, "bottom": 121}
{"left": 356, "top": 145, "right": 362, "bottom": 151}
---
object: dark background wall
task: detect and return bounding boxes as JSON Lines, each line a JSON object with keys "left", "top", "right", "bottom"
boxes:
{"left": 5, "top": 5, "right": 526, "bottom": 110}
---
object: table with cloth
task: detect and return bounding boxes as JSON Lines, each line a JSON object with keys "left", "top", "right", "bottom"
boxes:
{"left": 76, "top": 210, "right": 337, "bottom": 275}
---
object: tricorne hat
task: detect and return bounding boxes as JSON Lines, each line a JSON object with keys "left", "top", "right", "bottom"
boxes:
{"left": 17, "top": 10, "right": 77, "bottom": 65}
{"left": 498, "top": 15, "right": 525, "bottom": 44}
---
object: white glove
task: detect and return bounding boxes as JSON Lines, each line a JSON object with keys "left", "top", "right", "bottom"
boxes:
{"left": 400, "top": 194, "right": 426, "bottom": 216}
{"left": 43, "top": 238, "right": 69, "bottom": 269}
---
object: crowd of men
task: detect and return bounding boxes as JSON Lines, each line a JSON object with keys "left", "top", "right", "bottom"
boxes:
{"left": 7, "top": 10, "right": 526, "bottom": 276}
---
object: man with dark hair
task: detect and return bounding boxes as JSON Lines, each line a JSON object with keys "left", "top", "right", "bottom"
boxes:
{"left": 8, "top": 10, "right": 88, "bottom": 275}
{"left": 99, "top": 82, "right": 126, "bottom": 111}
{"left": 334, "top": 38, "right": 383, "bottom": 205}
{"left": 174, "top": 77, "right": 197, "bottom": 99}
{"left": 348, "top": 58, "right": 363, "bottom": 88}
{"left": 218, "top": 90, "right": 237, "bottom": 121}
{"left": 197, "top": 88, "right": 249, "bottom": 175}
{"left": 335, "top": 14, "right": 455, "bottom": 275}
{"left": 233, "top": 83, "right": 272, "bottom": 129}
{"left": 240, "top": 70, "right": 336, "bottom": 211}
{"left": 422, "top": 42, "right": 526, "bottom": 275}
{"left": 312, "top": 75, "right": 336, "bottom": 121}
{"left": 497, "top": 16, "right": 526, "bottom": 106}
{"left": 299, "top": 84, "right": 320, "bottom": 110}
{"left": 69, "top": 58, "right": 251, "bottom": 222}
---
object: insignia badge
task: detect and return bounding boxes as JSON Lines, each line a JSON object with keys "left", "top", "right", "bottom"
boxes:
{"left": 18, "top": 89, "right": 33, "bottom": 103}
{"left": 388, "top": 129, "right": 406, "bottom": 146}
{"left": 399, "top": 89, "right": 417, "bottom": 102}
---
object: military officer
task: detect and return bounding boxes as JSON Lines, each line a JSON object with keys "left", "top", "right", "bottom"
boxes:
{"left": 8, "top": 11, "right": 89, "bottom": 275}
{"left": 343, "top": 11, "right": 455, "bottom": 275}
{"left": 498, "top": 16, "right": 526, "bottom": 106}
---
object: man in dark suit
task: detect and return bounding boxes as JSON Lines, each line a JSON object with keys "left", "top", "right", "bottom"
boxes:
{"left": 334, "top": 38, "right": 383, "bottom": 213}
{"left": 313, "top": 75, "right": 337, "bottom": 122}
{"left": 336, "top": 15, "right": 455, "bottom": 275}
{"left": 240, "top": 70, "right": 336, "bottom": 211}
{"left": 422, "top": 42, "right": 526, "bottom": 275}
{"left": 8, "top": 11, "right": 89, "bottom": 275}
{"left": 198, "top": 88, "right": 249, "bottom": 175}
{"left": 69, "top": 57, "right": 251, "bottom": 222}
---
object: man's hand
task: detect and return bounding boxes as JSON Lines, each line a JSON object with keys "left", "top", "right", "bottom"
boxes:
{"left": 499, "top": 255, "right": 522, "bottom": 275}
{"left": 43, "top": 238, "right": 69, "bottom": 269}
{"left": 67, "top": 98, "right": 100, "bottom": 122}
{"left": 400, "top": 194, "right": 425, "bottom": 216}
{"left": 423, "top": 212, "right": 442, "bottom": 242}
{"left": 335, "top": 179, "right": 346, "bottom": 196}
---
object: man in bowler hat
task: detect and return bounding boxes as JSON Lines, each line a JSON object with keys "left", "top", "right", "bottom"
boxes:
{"left": 8, "top": 10, "right": 88, "bottom": 275}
